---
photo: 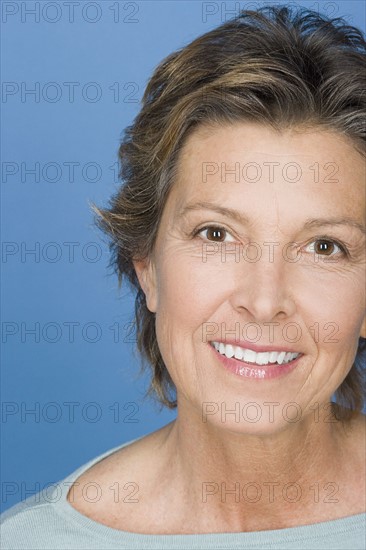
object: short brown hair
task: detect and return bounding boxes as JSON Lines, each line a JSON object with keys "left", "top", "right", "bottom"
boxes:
{"left": 91, "top": 4, "right": 366, "bottom": 419}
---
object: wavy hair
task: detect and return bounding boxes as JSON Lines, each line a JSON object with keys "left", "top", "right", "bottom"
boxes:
{"left": 91, "top": 4, "right": 366, "bottom": 419}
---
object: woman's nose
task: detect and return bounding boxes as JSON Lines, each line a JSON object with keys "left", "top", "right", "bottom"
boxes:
{"left": 230, "top": 251, "right": 297, "bottom": 323}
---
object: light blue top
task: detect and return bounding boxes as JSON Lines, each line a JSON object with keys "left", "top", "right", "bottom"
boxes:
{"left": 1, "top": 437, "right": 365, "bottom": 549}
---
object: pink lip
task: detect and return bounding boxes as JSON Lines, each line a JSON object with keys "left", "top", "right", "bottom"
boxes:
{"left": 209, "top": 343, "right": 303, "bottom": 380}
{"left": 209, "top": 339, "right": 301, "bottom": 354}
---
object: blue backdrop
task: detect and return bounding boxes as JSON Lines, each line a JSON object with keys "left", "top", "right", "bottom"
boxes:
{"left": 2, "top": 0, "right": 365, "bottom": 513}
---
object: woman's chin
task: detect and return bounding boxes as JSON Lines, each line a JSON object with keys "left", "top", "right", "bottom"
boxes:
{"left": 199, "top": 396, "right": 311, "bottom": 436}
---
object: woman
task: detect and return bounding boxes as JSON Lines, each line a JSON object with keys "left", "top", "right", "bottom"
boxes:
{"left": 1, "top": 4, "right": 365, "bottom": 549}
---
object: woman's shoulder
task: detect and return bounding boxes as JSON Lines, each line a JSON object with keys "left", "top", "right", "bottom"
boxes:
{"left": 0, "top": 429, "right": 165, "bottom": 547}
{"left": 66, "top": 424, "right": 173, "bottom": 531}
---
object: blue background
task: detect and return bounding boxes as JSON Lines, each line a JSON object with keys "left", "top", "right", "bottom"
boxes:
{"left": 1, "top": 0, "right": 365, "bottom": 512}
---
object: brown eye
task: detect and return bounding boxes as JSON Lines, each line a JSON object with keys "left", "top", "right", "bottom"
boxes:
{"left": 314, "top": 240, "right": 336, "bottom": 256}
{"left": 205, "top": 226, "right": 226, "bottom": 242}
{"left": 306, "top": 239, "right": 346, "bottom": 257}
{"left": 194, "top": 225, "right": 235, "bottom": 243}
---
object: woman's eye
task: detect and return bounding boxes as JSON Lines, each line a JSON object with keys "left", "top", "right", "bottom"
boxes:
{"left": 305, "top": 239, "right": 346, "bottom": 257}
{"left": 194, "top": 225, "right": 236, "bottom": 243}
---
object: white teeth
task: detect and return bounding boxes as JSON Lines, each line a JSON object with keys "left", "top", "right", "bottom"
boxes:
{"left": 276, "top": 351, "right": 286, "bottom": 365}
{"left": 234, "top": 346, "right": 243, "bottom": 360}
{"left": 243, "top": 349, "right": 256, "bottom": 363}
{"left": 211, "top": 342, "right": 300, "bottom": 366}
{"left": 269, "top": 351, "right": 278, "bottom": 363}
{"left": 254, "top": 352, "right": 269, "bottom": 365}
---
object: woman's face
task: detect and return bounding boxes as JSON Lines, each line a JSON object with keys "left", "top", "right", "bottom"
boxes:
{"left": 134, "top": 122, "right": 366, "bottom": 433}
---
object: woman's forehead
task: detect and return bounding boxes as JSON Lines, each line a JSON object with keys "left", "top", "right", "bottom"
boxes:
{"left": 162, "top": 123, "right": 365, "bottom": 232}
{"left": 173, "top": 125, "right": 363, "bottom": 196}
{"left": 176, "top": 122, "right": 364, "bottom": 169}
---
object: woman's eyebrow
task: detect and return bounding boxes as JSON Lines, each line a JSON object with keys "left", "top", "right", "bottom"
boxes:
{"left": 303, "top": 218, "right": 366, "bottom": 235}
{"left": 179, "top": 201, "right": 250, "bottom": 225}
{"left": 179, "top": 201, "right": 366, "bottom": 236}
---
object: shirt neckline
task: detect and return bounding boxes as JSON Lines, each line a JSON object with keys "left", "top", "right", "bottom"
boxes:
{"left": 50, "top": 436, "right": 366, "bottom": 548}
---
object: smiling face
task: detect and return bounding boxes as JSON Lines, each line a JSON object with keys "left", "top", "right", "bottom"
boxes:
{"left": 133, "top": 122, "right": 366, "bottom": 434}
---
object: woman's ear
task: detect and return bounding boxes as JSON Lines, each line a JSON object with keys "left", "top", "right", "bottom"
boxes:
{"left": 132, "top": 257, "right": 158, "bottom": 313}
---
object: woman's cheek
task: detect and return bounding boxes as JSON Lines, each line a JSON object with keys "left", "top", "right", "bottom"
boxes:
{"left": 158, "top": 247, "right": 231, "bottom": 311}
{"left": 288, "top": 271, "right": 363, "bottom": 364}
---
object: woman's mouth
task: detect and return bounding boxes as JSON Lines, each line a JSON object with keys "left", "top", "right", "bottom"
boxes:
{"left": 209, "top": 341, "right": 304, "bottom": 380}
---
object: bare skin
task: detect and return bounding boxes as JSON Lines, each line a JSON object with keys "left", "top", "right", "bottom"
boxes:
{"left": 67, "top": 407, "right": 365, "bottom": 534}
{"left": 68, "top": 123, "right": 366, "bottom": 534}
